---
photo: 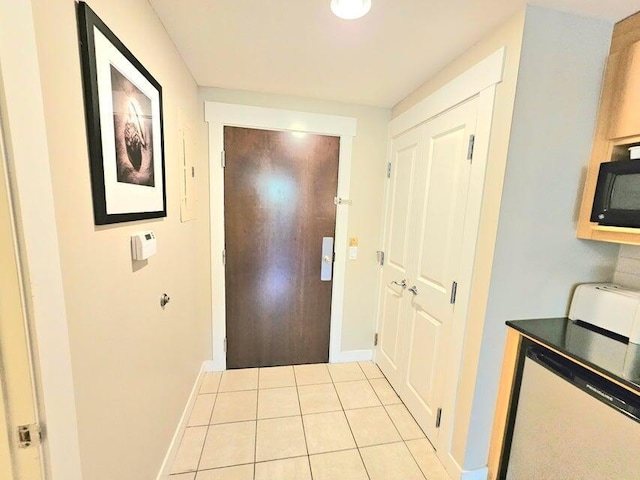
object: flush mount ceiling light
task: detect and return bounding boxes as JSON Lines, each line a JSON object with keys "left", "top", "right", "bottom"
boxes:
{"left": 331, "top": 0, "right": 372, "bottom": 20}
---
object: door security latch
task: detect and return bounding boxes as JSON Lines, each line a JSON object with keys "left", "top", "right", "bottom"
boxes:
{"left": 18, "top": 424, "right": 41, "bottom": 448}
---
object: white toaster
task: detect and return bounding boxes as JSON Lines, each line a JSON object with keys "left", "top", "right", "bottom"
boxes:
{"left": 569, "top": 283, "right": 640, "bottom": 344}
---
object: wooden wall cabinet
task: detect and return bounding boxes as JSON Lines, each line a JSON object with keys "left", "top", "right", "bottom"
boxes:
{"left": 577, "top": 13, "right": 640, "bottom": 244}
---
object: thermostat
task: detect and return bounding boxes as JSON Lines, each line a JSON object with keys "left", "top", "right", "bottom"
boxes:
{"left": 131, "top": 231, "right": 156, "bottom": 260}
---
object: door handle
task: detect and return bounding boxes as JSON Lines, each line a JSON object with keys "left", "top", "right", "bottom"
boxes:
{"left": 391, "top": 279, "right": 407, "bottom": 289}
{"left": 408, "top": 285, "right": 419, "bottom": 296}
{"left": 320, "top": 237, "right": 334, "bottom": 281}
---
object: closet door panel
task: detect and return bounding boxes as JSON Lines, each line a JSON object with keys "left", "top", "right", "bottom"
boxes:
{"left": 376, "top": 126, "right": 422, "bottom": 386}
{"left": 404, "top": 308, "right": 441, "bottom": 421}
{"left": 402, "top": 99, "right": 478, "bottom": 442}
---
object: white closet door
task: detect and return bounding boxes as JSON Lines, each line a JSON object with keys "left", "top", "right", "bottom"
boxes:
{"left": 402, "top": 98, "right": 478, "bottom": 442}
{"left": 376, "top": 97, "right": 478, "bottom": 445}
{"left": 376, "top": 125, "right": 423, "bottom": 388}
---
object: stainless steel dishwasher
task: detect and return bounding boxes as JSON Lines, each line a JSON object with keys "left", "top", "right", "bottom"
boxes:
{"left": 502, "top": 344, "right": 640, "bottom": 479}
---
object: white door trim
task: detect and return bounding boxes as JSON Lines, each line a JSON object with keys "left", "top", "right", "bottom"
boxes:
{"left": 0, "top": 1, "right": 82, "bottom": 478}
{"left": 377, "top": 49, "right": 505, "bottom": 480}
{"left": 389, "top": 47, "right": 505, "bottom": 138}
{"left": 205, "top": 102, "right": 357, "bottom": 369}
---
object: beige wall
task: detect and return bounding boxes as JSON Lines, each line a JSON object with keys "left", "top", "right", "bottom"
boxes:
{"left": 29, "top": 1, "right": 210, "bottom": 478}
{"left": 199, "top": 87, "right": 390, "bottom": 352}
{"left": 21, "top": 1, "right": 387, "bottom": 474}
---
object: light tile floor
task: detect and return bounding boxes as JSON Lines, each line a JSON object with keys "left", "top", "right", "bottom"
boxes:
{"left": 169, "top": 362, "right": 450, "bottom": 480}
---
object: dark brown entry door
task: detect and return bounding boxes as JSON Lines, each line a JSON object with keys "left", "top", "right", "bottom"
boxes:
{"left": 224, "top": 126, "right": 340, "bottom": 368}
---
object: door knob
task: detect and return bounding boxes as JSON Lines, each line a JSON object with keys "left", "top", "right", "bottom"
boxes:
{"left": 408, "top": 286, "right": 419, "bottom": 295}
{"left": 323, "top": 255, "right": 332, "bottom": 264}
{"left": 392, "top": 279, "right": 407, "bottom": 288}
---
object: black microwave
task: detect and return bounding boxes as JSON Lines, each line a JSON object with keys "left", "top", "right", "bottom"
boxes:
{"left": 591, "top": 159, "right": 640, "bottom": 227}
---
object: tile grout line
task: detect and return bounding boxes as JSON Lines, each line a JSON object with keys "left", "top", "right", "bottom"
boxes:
{"left": 256, "top": 367, "right": 310, "bottom": 475}
{"left": 334, "top": 362, "right": 372, "bottom": 480}
{"left": 204, "top": 400, "right": 405, "bottom": 426}
{"left": 195, "top": 372, "right": 221, "bottom": 476}
{"left": 362, "top": 364, "right": 405, "bottom": 441}
{"left": 405, "top": 440, "right": 430, "bottom": 480}
{"left": 172, "top": 389, "right": 209, "bottom": 475}
{"left": 199, "top": 370, "right": 260, "bottom": 477}
{"left": 253, "top": 368, "right": 260, "bottom": 480}
{"left": 183, "top": 440, "right": 416, "bottom": 475}
{"left": 382, "top": 402, "right": 426, "bottom": 439}
{"left": 293, "top": 365, "right": 314, "bottom": 480}
{"left": 365, "top": 363, "right": 428, "bottom": 480}
{"left": 174, "top": 363, "right": 438, "bottom": 480}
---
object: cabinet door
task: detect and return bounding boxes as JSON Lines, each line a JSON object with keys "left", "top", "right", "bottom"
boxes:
{"left": 577, "top": 39, "right": 640, "bottom": 243}
{"left": 610, "top": 41, "right": 640, "bottom": 139}
{"left": 376, "top": 97, "right": 478, "bottom": 444}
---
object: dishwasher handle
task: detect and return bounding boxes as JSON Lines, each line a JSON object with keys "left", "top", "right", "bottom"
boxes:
{"left": 527, "top": 347, "right": 575, "bottom": 381}
{"left": 526, "top": 345, "right": 640, "bottom": 423}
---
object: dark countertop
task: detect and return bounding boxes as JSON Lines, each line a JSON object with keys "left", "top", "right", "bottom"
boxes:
{"left": 506, "top": 318, "right": 640, "bottom": 393}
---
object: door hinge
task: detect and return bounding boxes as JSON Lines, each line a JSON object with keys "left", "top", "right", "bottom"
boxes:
{"left": 222, "top": 249, "right": 226, "bottom": 265}
{"left": 376, "top": 250, "right": 385, "bottom": 266}
{"left": 221, "top": 150, "right": 226, "bottom": 168}
{"left": 435, "top": 408, "right": 442, "bottom": 428}
{"left": 386, "top": 162, "right": 392, "bottom": 179}
{"left": 223, "top": 338, "right": 227, "bottom": 353}
{"left": 191, "top": 166, "right": 195, "bottom": 178}
{"left": 467, "top": 135, "right": 475, "bottom": 161}
{"left": 374, "top": 333, "right": 379, "bottom": 346}
{"left": 17, "top": 424, "right": 41, "bottom": 448}
{"left": 450, "top": 281, "right": 457, "bottom": 304}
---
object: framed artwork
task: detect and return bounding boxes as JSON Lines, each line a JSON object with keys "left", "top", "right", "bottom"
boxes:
{"left": 77, "top": 1, "right": 166, "bottom": 225}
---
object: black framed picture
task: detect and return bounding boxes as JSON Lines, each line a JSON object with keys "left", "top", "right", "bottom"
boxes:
{"left": 77, "top": 2, "right": 166, "bottom": 225}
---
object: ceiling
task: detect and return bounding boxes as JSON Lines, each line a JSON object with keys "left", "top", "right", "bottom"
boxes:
{"left": 149, "top": 0, "right": 640, "bottom": 107}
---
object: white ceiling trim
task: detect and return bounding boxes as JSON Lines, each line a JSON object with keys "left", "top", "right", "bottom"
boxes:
{"left": 389, "top": 47, "right": 506, "bottom": 137}
{"left": 204, "top": 102, "right": 357, "bottom": 136}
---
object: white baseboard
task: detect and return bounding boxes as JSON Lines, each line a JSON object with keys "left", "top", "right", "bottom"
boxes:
{"left": 211, "top": 338, "right": 226, "bottom": 372}
{"left": 156, "top": 362, "right": 209, "bottom": 480}
{"left": 202, "top": 360, "right": 220, "bottom": 372}
{"left": 461, "top": 467, "right": 488, "bottom": 480}
{"left": 331, "top": 349, "right": 373, "bottom": 363}
{"left": 441, "top": 451, "right": 488, "bottom": 480}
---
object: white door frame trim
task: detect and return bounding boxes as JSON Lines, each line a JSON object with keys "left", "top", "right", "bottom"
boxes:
{"left": 389, "top": 47, "right": 505, "bottom": 138}
{"left": 377, "top": 47, "right": 505, "bottom": 480}
{"left": 205, "top": 102, "right": 357, "bottom": 369}
{"left": 0, "top": 1, "right": 82, "bottom": 478}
